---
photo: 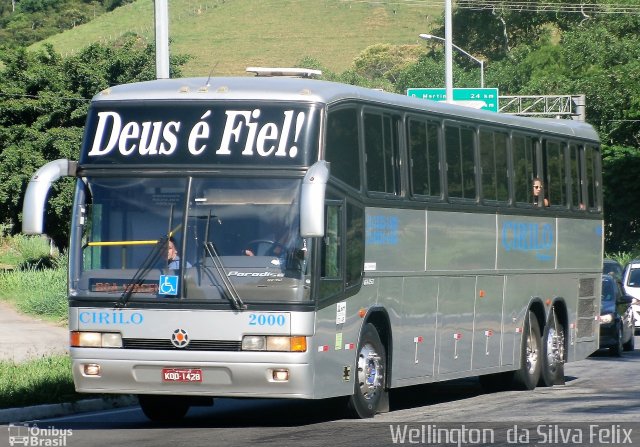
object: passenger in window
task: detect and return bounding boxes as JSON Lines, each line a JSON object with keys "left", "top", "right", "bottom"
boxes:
{"left": 532, "top": 178, "right": 549, "bottom": 207}
{"left": 167, "top": 237, "right": 191, "bottom": 269}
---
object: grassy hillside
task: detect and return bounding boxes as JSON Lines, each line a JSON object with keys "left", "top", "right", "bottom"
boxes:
{"left": 32, "top": 0, "right": 441, "bottom": 77}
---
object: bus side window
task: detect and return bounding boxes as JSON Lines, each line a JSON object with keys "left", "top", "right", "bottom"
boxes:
{"left": 480, "top": 128, "right": 509, "bottom": 203}
{"left": 408, "top": 117, "right": 442, "bottom": 199}
{"left": 319, "top": 203, "right": 343, "bottom": 299}
{"left": 445, "top": 123, "right": 476, "bottom": 201}
{"left": 345, "top": 203, "right": 364, "bottom": 289}
{"left": 569, "top": 143, "right": 585, "bottom": 210}
{"left": 513, "top": 133, "right": 537, "bottom": 206}
{"left": 364, "top": 111, "right": 400, "bottom": 196}
{"left": 319, "top": 201, "right": 363, "bottom": 300}
{"left": 543, "top": 139, "right": 567, "bottom": 207}
{"left": 325, "top": 108, "right": 360, "bottom": 190}
{"left": 585, "top": 145, "right": 600, "bottom": 211}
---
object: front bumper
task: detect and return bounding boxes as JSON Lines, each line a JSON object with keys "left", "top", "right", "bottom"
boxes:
{"left": 599, "top": 323, "right": 619, "bottom": 348}
{"left": 71, "top": 348, "right": 315, "bottom": 398}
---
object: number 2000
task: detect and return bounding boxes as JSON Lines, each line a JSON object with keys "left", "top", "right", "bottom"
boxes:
{"left": 248, "top": 313, "right": 286, "bottom": 327}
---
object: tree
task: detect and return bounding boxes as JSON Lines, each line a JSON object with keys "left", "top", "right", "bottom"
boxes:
{"left": 0, "top": 0, "right": 124, "bottom": 48}
{"left": 0, "top": 37, "right": 188, "bottom": 247}
{"left": 351, "top": 44, "right": 424, "bottom": 85}
{"left": 344, "top": 4, "right": 640, "bottom": 251}
{"left": 602, "top": 146, "right": 640, "bottom": 252}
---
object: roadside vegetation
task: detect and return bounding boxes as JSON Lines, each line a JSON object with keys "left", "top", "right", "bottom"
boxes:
{"left": 607, "top": 251, "right": 639, "bottom": 269}
{"left": 0, "top": 232, "right": 67, "bottom": 323}
{"left": 0, "top": 233, "right": 88, "bottom": 409}
{"left": 0, "top": 355, "right": 77, "bottom": 409}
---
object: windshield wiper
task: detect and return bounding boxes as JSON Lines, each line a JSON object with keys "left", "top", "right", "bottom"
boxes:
{"left": 202, "top": 210, "right": 246, "bottom": 310}
{"left": 204, "top": 241, "right": 246, "bottom": 310}
{"left": 116, "top": 236, "right": 168, "bottom": 308}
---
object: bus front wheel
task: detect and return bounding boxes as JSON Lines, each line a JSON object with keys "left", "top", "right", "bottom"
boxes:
{"left": 513, "top": 311, "right": 542, "bottom": 390}
{"left": 347, "top": 323, "right": 388, "bottom": 418}
{"left": 138, "top": 395, "right": 190, "bottom": 422}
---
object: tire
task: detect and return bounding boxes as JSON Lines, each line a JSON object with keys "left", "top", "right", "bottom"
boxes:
{"left": 610, "top": 324, "right": 623, "bottom": 357}
{"left": 347, "top": 323, "right": 388, "bottom": 418}
{"left": 513, "top": 311, "right": 542, "bottom": 390}
{"left": 138, "top": 395, "right": 190, "bottom": 422}
{"left": 623, "top": 331, "right": 635, "bottom": 352}
{"left": 539, "top": 312, "right": 565, "bottom": 387}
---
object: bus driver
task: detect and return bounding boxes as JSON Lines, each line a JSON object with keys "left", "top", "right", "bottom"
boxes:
{"left": 167, "top": 237, "right": 191, "bottom": 269}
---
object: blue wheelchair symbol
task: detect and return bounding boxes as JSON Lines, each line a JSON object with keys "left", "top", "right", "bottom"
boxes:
{"left": 159, "top": 275, "right": 179, "bottom": 296}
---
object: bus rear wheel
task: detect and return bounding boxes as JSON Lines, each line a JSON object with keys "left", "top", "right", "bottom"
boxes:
{"left": 513, "top": 311, "right": 542, "bottom": 390}
{"left": 540, "top": 313, "right": 565, "bottom": 386}
{"left": 138, "top": 395, "right": 190, "bottom": 422}
{"left": 347, "top": 323, "right": 388, "bottom": 418}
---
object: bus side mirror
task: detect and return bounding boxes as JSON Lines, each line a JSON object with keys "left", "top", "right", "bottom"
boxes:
{"left": 22, "top": 159, "right": 77, "bottom": 234}
{"left": 300, "top": 161, "right": 329, "bottom": 238}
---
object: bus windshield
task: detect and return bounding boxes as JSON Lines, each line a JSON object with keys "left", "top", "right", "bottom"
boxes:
{"left": 70, "top": 176, "right": 311, "bottom": 304}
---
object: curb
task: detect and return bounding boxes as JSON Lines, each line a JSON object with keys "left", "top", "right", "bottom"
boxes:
{"left": 0, "top": 396, "right": 137, "bottom": 424}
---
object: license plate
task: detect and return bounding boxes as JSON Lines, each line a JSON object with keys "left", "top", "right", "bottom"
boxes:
{"left": 162, "top": 368, "right": 203, "bottom": 383}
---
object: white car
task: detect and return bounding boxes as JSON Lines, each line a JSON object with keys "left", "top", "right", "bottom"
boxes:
{"left": 622, "top": 260, "right": 640, "bottom": 335}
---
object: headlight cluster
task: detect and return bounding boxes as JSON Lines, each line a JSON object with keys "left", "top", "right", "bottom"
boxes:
{"left": 70, "top": 331, "right": 122, "bottom": 348}
{"left": 241, "top": 335, "right": 306, "bottom": 352}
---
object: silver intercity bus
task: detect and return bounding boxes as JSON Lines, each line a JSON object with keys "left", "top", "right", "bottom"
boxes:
{"left": 23, "top": 69, "right": 603, "bottom": 421}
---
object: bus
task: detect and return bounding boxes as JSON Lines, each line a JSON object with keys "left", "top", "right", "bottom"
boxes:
{"left": 22, "top": 68, "right": 603, "bottom": 421}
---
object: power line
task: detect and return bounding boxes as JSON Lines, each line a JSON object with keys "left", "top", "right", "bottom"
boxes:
{"left": 456, "top": 0, "right": 640, "bottom": 14}
{"left": 341, "top": 0, "right": 640, "bottom": 14}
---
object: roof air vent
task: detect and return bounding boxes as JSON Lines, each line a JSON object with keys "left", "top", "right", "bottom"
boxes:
{"left": 246, "top": 67, "right": 322, "bottom": 78}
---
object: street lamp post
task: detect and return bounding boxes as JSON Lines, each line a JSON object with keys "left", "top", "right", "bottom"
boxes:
{"left": 155, "top": 0, "right": 170, "bottom": 79}
{"left": 419, "top": 33, "right": 485, "bottom": 89}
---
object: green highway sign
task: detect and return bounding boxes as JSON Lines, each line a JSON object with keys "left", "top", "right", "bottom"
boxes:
{"left": 407, "top": 87, "right": 499, "bottom": 113}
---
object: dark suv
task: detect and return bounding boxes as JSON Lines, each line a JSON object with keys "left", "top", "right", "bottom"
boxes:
{"left": 603, "top": 258, "right": 624, "bottom": 282}
{"left": 599, "top": 274, "right": 635, "bottom": 356}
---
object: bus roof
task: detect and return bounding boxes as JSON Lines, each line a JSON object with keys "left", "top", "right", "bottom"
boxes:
{"left": 93, "top": 76, "right": 600, "bottom": 142}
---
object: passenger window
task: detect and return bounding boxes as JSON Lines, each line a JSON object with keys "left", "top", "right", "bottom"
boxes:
{"left": 480, "top": 129, "right": 509, "bottom": 203}
{"left": 325, "top": 108, "right": 360, "bottom": 190}
{"left": 569, "top": 143, "right": 585, "bottom": 210}
{"left": 543, "top": 139, "right": 567, "bottom": 207}
{"left": 445, "top": 123, "right": 476, "bottom": 200}
{"left": 408, "top": 117, "right": 441, "bottom": 198}
{"left": 513, "top": 133, "right": 537, "bottom": 206}
{"left": 365, "top": 112, "right": 401, "bottom": 195}
{"left": 585, "top": 145, "right": 600, "bottom": 211}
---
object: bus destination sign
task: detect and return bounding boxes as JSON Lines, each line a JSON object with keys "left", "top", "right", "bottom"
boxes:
{"left": 80, "top": 103, "right": 319, "bottom": 167}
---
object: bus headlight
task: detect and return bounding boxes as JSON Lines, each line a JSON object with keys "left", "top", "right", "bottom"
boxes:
{"left": 70, "top": 331, "right": 122, "bottom": 348}
{"left": 242, "top": 335, "right": 306, "bottom": 352}
{"left": 242, "top": 335, "right": 266, "bottom": 351}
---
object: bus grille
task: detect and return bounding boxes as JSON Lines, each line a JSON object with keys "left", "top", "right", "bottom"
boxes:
{"left": 122, "top": 338, "right": 242, "bottom": 351}
{"left": 579, "top": 278, "right": 595, "bottom": 297}
{"left": 576, "top": 277, "right": 597, "bottom": 339}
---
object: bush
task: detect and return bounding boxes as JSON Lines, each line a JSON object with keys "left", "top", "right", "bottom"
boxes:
{"left": 0, "top": 233, "right": 54, "bottom": 267}
{"left": 0, "top": 251, "right": 68, "bottom": 323}
{"left": 0, "top": 355, "right": 77, "bottom": 409}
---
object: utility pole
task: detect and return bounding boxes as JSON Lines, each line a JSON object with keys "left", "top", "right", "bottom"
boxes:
{"left": 444, "top": 0, "right": 453, "bottom": 103}
{"left": 155, "top": 0, "right": 170, "bottom": 79}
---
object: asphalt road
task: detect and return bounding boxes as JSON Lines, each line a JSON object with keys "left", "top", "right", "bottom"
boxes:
{"left": 3, "top": 340, "right": 640, "bottom": 447}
